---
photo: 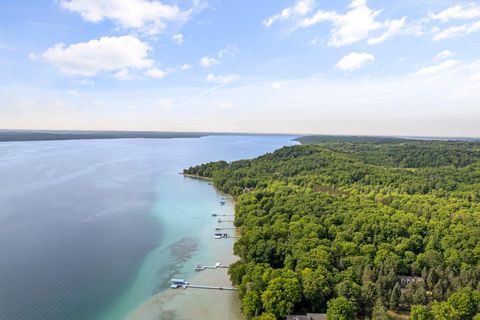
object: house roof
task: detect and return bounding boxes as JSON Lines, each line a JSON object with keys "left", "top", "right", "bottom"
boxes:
{"left": 286, "top": 313, "right": 326, "bottom": 320}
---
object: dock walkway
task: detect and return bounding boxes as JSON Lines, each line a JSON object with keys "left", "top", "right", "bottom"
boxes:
{"left": 186, "top": 284, "right": 237, "bottom": 290}
{"left": 195, "top": 262, "right": 228, "bottom": 271}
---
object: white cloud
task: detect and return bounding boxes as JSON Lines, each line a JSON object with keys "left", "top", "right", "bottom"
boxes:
{"left": 199, "top": 45, "right": 238, "bottom": 68}
{"left": 35, "top": 36, "right": 153, "bottom": 76}
{"left": 206, "top": 73, "right": 239, "bottom": 84}
{"left": 200, "top": 56, "right": 220, "bottom": 68}
{"left": 172, "top": 33, "right": 184, "bottom": 45}
{"left": 263, "top": 0, "right": 315, "bottom": 27}
{"left": 5, "top": 58, "right": 480, "bottom": 136}
{"left": 181, "top": 63, "right": 192, "bottom": 70}
{"left": 144, "top": 68, "right": 167, "bottom": 78}
{"left": 368, "top": 17, "right": 406, "bottom": 45}
{"left": 58, "top": 0, "right": 200, "bottom": 35}
{"left": 218, "top": 45, "right": 239, "bottom": 58}
{"left": 335, "top": 52, "right": 375, "bottom": 71}
{"left": 431, "top": 3, "right": 480, "bottom": 22}
{"left": 434, "top": 20, "right": 480, "bottom": 41}
{"left": 415, "top": 59, "right": 459, "bottom": 76}
{"left": 114, "top": 69, "right": 135, "bottom": 81}
{"left": 296, "top": 0, "right": 406, "bottom": 47}
{"left": 435, "top": 50, "right": 455, "bottom": 61}
{"left": 272, "top": 81, "right": 287, "bottom": 90}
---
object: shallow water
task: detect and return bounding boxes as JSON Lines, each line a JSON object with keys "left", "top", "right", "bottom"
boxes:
{"left": 0, "top": 135, "right": 297, "bottom": 320}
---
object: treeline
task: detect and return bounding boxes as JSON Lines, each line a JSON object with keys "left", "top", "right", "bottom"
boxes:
{"left": 184, "top": 138, "right": 480, "bottom": 319}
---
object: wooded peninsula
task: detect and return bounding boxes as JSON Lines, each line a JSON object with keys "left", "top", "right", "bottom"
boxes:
{"left": 184, "top": 136, "right": 480, "bottom": 320}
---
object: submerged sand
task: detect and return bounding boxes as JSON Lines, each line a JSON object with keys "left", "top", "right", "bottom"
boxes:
{"left": 126, "top": 191, "right": 244, "bottom": 320}
{"left": 127, "top": 264, "right": 243, "bottom": 320}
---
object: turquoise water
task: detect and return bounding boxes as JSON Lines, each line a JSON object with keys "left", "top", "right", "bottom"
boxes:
{"left": 96, "top": 176, "right": 236, "bottom": 320}
{"left": 0, "top": 135, "right": 296, "bottom": 320}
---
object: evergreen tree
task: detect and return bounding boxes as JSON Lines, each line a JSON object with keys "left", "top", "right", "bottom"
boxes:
{"left": 389, "top": 283, "right": 401, "bottom": 311}
{"left": 372, "top": 299, "right": 389, "bottom": 320}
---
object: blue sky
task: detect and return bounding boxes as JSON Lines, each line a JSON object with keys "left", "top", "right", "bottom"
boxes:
{"left": 1, "top": 0, "right": 480, "bottom": 136}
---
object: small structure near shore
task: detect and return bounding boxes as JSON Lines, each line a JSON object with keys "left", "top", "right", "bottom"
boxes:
{"left": 214, "top": 232, "right": 229, "bottom": 239}
{"left": 170, "top": 279, "right": 189, "bottom": 288}
{"left": 215, "top": 227, "right": 236, "bottom": 230}
{"left": 194, "top": 262, "right": 228, "bottom": 271}
{"left": 286, "top": 313, "right": 326, "bottom": 320}
{"left": 170, "top": 278, "right": 236, "bottom": 291}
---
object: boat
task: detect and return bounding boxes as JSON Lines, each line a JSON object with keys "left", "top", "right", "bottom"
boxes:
{"left": 170, "top": 278, "right": 189, "bottom": 288}
{"left": 214, "top": 232, "right": 228, "bottom": 239}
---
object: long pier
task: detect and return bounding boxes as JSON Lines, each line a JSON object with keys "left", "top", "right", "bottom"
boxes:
{"left": 186, "top": 284, "right": 237, "bottom": 290}
{"left": 170, "top": 279, "right": 237, "bottom": 291}
{"left": 195, "top": 262, "right": 228, "bottom": 271}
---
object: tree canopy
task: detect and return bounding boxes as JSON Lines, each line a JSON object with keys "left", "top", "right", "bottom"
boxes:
{"left": 184, "top": 137, "right": 480, "bottom": 319}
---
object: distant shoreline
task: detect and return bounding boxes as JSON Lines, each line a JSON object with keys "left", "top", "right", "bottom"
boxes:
{"left": 3, "top": 130, "right": 477, "bottom": 144}
{"left": 0, "top": 130, "right": 297, "bottom": 143}
{"left": 0, "top": 131, "right": 208, "bottom": 142}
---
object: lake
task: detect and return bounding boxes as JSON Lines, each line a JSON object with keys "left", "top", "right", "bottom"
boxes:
{"left": 0, "top": 135, "right": 297, "bottom": 320}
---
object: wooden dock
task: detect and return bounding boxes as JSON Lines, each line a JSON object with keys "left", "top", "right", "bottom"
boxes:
{"left": 195, "top": 262, "right": 228, "bottom": 271}
{"left": 170, "top": 278, "right": 237, "bottom": 291}
{"left": 186, "top": 284, "right": 237, "bottom": 291}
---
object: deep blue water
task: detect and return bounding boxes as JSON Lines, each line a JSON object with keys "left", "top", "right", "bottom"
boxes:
{"left": 0, "top": 135, "right": 296, "bottom": 320}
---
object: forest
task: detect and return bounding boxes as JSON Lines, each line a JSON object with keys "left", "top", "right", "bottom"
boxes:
{"left": 184, "top": 136, "right": 480, "bottom": 320}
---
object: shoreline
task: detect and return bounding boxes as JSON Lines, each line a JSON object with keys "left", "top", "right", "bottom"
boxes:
{"left": 180, "top": 173, "right": 214, "bottom": 181}
{"left": 125, "top": 181, "right": 244, "bottom": 320}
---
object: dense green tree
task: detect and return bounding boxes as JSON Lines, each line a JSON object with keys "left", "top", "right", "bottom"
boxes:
{"left": 252, "top": 313, "right": 276, "bottom": 320}
{"left": 335, "top": 280, "right": 362, "bottom": 304}
{"left": 361, "top": 281, "right": 378, "bottom": 316}
{"left": 301, "top": 267, "right": 331, "bottom": 311}
{"left": 410, "top": 305, "right": 432, "bottom": 320}
{"left": 447, "top": 288, "right": 480, "bottom": 319}
{"left": 326, "top": 297, "right": 357, "bottom": 320}
{"left": 432, "top": 282, "right": 444, "bottom": 301}
{"left": 242, "top": 291, "right": 263, "bottom": 319}
{"left": 261, "top": 270, "right": 302, "bottom": 318}
{"left": 430, "top": 301, "right": 461, "bottom": 320}
{"left": 229, "top": 260, "right": 247, "bottom": 286}
{"left": 389, "top": 283, "right": 401, "bottom": 311}
{"left": 185, "top": 138, "right": 480, "bottom": 318}
{"left": 372, "top": 298, "right": 388, "bottom": 320}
